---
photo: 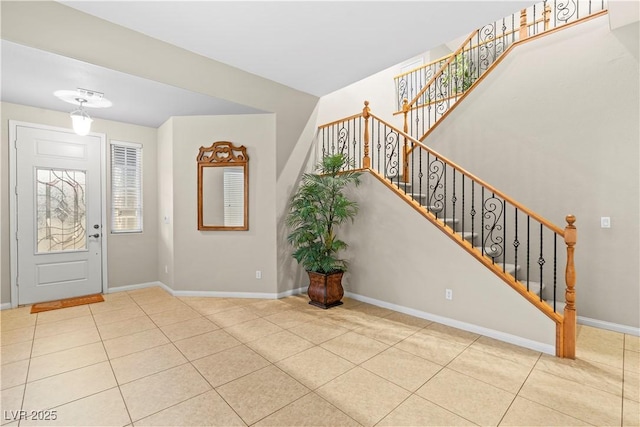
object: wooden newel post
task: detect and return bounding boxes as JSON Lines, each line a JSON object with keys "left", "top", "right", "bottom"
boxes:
{"left": 402, "top": 99, "right": 410, "bottom": 183}
{"left": 563, "top": 214, "right": 577, "bottom": 359}
{"left": 519, "top": 8, "right": 528, "bottom": 40}
{"left": 362, "top": 100, "right": 371, "bottom": 169}
{"left": 543, "top": 4, "right": 552, "bottom": 31}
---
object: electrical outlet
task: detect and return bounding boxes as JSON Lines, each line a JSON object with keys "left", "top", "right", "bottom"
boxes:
{"left": 601, "top": 217, "right": 611, "bottom": 228}
{"left": 445, "top": 289, "right": 453, "bottom": 300}
{"left": 256, "top": 270, "right": 262, "bottom": 279}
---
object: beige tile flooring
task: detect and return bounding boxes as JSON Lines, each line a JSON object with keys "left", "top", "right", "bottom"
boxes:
{"left": 0, "top": 287, "right": 638, "bottom": 426}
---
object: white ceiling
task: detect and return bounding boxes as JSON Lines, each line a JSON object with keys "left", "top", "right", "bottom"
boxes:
{"left": 1, "top": 41, "right": 266, "bottom": 127}
{"left": 2, "top": 1, "right": 531, "bottom": 127}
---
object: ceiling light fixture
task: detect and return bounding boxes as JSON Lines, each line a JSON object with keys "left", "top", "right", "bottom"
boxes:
{"left": 54, "top": 88, "right": 112, "bottom": 136}
{"left": 70, "top": 98, "right": 93, "bottom": 136}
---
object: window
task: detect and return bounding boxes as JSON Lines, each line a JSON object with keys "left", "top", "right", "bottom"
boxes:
{"left": 223, "top": 167, "right": 244, "bottom": 226}
{"left": 110, "top": 141, "right": 142, "bottom": 233}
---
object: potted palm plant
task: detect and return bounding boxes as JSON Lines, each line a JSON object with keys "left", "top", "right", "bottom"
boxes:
{"left": 286, "top": 153, "right": 362, "bottom": 308}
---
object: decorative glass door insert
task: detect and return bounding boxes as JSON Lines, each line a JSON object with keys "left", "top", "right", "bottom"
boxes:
{"left": 36, "top": 168, "right": 87, "bottom": 253}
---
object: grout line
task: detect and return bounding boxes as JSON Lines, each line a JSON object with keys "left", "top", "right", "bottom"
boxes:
{"left": 8, "top": 289, "right": 630, "bottom": 426}
{"left": 91, "top": 303, "right": 135, "bottom": 426}
{"left": 496, "top": 350, "right": 542, "bottom": 426}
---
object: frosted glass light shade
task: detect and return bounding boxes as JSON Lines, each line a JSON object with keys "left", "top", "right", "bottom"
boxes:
{"left": 70, "top": 109, "right": 93, "bottom": 136}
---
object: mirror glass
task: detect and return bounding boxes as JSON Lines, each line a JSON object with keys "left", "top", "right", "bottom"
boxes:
{"left": 197, "top": 142, "right": 248, "bottom": 231}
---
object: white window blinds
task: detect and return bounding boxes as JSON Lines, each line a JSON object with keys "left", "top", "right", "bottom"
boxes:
{"left": 223, "top": 167, "right": 244, "bottom": 227}
{"left": 110, "top": 141, "right": 143, "bottom": 233}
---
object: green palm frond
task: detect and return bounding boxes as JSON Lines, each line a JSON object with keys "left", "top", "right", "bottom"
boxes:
{"left": 286, "top": 153, "right": 361, "bottom": 274}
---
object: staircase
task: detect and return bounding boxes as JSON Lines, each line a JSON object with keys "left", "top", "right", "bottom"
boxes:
{"left": 311, "top": 1, "right": 611, "bottom": 358}
{"left": 394, "top": 0, "right": 608, "bottom": 143}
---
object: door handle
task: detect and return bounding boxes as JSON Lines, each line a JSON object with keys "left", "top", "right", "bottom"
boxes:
{"left": 89, "top": 233, "right": 101, "bottom": 238}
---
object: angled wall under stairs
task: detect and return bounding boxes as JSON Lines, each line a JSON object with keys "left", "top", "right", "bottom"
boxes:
{"left": 339, "top": 172, "right": 557, "bottom": 352}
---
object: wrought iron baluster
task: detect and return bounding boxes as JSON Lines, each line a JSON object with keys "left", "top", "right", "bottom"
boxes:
{"left": 471, "top": 181, "right": 476, "bottom": 249}
{"left": 376, "top": 121, "right": 381, "bottom": 172}
{"left": 481, "top": 187, "right": 485, "bottom": 257}
{"left": 482, "top": 192, "right": 504, "bottom": 263}
{"left": 452, "top": 169, "right": 457, "bottom": 234}
{"left": 331, "top": 124, "right": 336, "bottom": 154}
{"left": 426, "top": 152, "right": 431, "bottom": 214}
{"left": 554, "top": 232, "right": 558, "bottom": 312}
{"left": 539, "top": 224, "right": 545, "bottom": 301}
{"left": 527, "top": 215, "right": 531, "bottom": 291}
{"left": 443, "top": 166, "right": 447, "bottom": 225}
{"left": 418, "top": 147, "right": 423, "bottom": 203}
{"left": 353, "top": 119, "right": 358, "bottom": 168}
{"left": 514, "top": 208, "right": 520, "bottom": 281}
{"left": 503, "top": 199, "right": 506, "bottom": 271}
{"left": 462, "top": 175, "right": 465, "bottom": 240}
{"left": 411, "top": 137, "right": 416, "bottom": 202}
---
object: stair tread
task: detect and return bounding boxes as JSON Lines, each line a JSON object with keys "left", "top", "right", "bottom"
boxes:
{"left": 482, "top": 246, "right": 502, "bottom": 257}
{"left": 460, "top": 232, "right": 477, "bottom": 241}
{"left": 522, "top": 280, "right": 547, "bottom": 296}
{"left": 545, "top": 299, "right": 566, "bottom": 311}
{"left": 502, "top": 263, "right": 521, "bottom": 275}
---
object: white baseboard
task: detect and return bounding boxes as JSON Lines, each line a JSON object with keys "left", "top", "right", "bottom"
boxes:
{"left": 0, "top": 303, "right": 13, "bottom": 311}
{"left": 108, "top": 282, "right": 307, "bottom": 301}
{"left": 173, "top": 286, "right": 306, "bottom": 299}
{"left": 345, "top": 291, "right": 556, "bottom": 355}
{"left": 173, "top": 290, "right": 276, "bottom": 299}
{"left": 578, "top": 316, "right": 640, "bottom": 336}
{"left": 277, "top": 287, "right": 307, "bottom": 298}
{"left": 107, "top": 281, "right": 169, "bottom": 294}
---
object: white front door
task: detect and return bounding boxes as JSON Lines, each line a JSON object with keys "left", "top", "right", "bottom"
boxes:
{"left": 13, "top": 123, "right": 104, "bottom": 305}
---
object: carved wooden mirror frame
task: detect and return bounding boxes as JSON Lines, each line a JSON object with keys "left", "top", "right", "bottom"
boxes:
{"left": 197, "top": 141, "right": 249, "bottom": 231}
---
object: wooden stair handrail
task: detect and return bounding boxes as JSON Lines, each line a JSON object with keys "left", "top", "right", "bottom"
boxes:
{"left": 367, "top": 110, "right": 565, "bottom": 235}
{"left": 406, "top": 29, "right": 479, "bottom": 108}
{"left": 318, "top": 112, "right": 364, "bottom": 129}
{"left": 393, "top": 13, "right": 549, "bottom": 85}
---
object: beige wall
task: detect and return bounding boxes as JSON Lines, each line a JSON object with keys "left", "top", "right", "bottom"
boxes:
{"left": 0, "top": 102, "right": 159, "bottom": 303}
{"left": 167, "top": 114, "right": 278, "bottom": 294}
{"left": 157, "top": 119, "right": 175, "bottom": 288}
{"left": 426, "top": 16, "right": 640, "bottom": 328}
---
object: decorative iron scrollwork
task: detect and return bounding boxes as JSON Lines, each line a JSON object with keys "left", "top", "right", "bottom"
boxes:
{"left": 385, "top": 130, "right": 400, "bottom": 177}
{"left": 397, "top": 77, "right": 408, "bottom": 109}
{"left": 338, "top": 126, "right": 349, "bottom": 154}
{"left": 428, "top": 157, "right": 445, "bottom": 212}
{"left": 556, "top": 0, "right": 577, "bottom": 23}
{"left": 483, "top": 195, "right": 504, "bottom": 258}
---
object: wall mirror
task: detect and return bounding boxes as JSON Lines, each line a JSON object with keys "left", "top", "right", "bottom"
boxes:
{"left": 197, "top": 141, "right": 249, "bottom": 231}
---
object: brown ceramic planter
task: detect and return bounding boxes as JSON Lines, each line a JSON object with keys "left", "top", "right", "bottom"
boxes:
{"left": 307, "top": 270, "right": 344, "bottom": 309}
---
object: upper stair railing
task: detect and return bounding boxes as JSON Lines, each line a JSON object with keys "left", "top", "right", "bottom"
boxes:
{"left": 394, "top": 0, "right": 608, "bottom": 142}
{"left": 318, "top": 101, "right": 577, "bottom": 358}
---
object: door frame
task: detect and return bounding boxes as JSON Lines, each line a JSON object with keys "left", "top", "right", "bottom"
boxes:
{"left": 9, "top": 120, "right": 108, "bottom": 308}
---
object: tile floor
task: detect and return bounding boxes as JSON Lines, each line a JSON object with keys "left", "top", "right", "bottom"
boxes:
{"left": 0, "top": 286, "right": 638, "bottom": 426}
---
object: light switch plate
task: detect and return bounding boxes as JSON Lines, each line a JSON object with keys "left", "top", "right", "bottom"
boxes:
{"left": 601, "top": 217, "right": 611, "bottom": 228}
